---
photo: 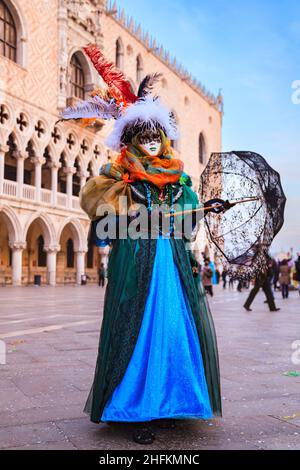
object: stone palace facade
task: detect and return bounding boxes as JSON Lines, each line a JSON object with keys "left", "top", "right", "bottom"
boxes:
{"left": 0, "top": 0, "right": 223, "bottom": 286}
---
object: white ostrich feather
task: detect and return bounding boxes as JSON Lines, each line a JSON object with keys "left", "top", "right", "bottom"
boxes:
{"left": 105, "top": 96, "right": 179, "bottom": 150}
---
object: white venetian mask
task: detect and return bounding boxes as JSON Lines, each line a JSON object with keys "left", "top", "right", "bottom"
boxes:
{"left": 137, "top": 131, "right": 162, "bottom": 156}
{"left": 139, "top": 140, "right": 162, "bottom": 156}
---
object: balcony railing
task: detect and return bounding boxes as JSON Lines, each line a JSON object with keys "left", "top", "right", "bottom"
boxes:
{"left": 23, "top": 184, "right": 36, "bottom": 201}
{"left": 3, "top": 180, "right": 17, "bottom": 197}
{"left": 72, "top": 196, "right": 81, "bottom": 210}
{"left": 57, "top": 192, "right": 68, "bottom": 208}
{"left": 1, "top": 179, "right": 82, "bottom": 212}
{"left": 41, "top": 188, "right": 52, "bottom": 205}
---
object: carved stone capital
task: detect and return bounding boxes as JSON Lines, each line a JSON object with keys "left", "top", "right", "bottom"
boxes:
{"left": 49, "top": 161, "right": 62, "bottom": 170}
{"left": 12, "top": 150, "right": 27, "bottom": 160}
{"left": 30, "top": 157, "right": 46, "bottom": 166}
{"left": 44, "top": 245, "right": 61, "bottom": 253}
{"left": 0, "top": 144, "right": 9, "bottom": 155}
{"left": 78, "top": 170, "right": 90, "bottom": 179}
{"left": 63, "top": 166, "right": 76, "bottom": 175}
{"left": 9, "top": 241, "right": 26, "bottom": 251}
{"left": 75, "top": 249, "right": 88, "bottom": 255}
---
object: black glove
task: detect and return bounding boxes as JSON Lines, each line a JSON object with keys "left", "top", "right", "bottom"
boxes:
{"left": 204, "top": 198, "right": 233, "bottom": 214}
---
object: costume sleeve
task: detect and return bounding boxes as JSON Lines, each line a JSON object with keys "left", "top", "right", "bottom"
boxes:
{"left": 79, "top": 171, "right": 134, "bottom": 221}
{"left": 174, "top": 183, "right": 204, "bottom": 243}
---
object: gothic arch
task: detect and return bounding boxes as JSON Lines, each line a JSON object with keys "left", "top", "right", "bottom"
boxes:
{"left": 24, "top": 212, "right": 56, "bottom": 248}
{"left": 198, "top": 131, "right": 207, "bottom": 165}
{"left": 0, "top": 204, "right": 22, "bottom": 243}
{"left": 115, "top": 37, "right": 124, "bottom": 70}
{"left": 7, "top": 128, "right": 24, "bottom": 154}
{"left": 0, "top": 102, "right": 15, "bottom": 135}
{"left": 57, "top": 217, "right": 87, "bottom": 252}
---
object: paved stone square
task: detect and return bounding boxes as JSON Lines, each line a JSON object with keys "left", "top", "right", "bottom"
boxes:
{"left": 0, "top": 283, "right": 300, "bottom": 450}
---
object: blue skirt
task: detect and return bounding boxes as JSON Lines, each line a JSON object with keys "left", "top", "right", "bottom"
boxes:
{"left": 101, "top": 236, "right": 213, "bottom": 422}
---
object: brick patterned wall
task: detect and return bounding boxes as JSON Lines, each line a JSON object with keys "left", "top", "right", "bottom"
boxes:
{"left": 1, "top": 0, "right": 59, "bottom": 114}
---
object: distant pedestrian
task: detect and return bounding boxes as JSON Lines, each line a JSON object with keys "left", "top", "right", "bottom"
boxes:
{"left": 202, "top": 260, "right": 213, "bottom": 297}
{"left": 98, "top": 263, "right": 106, "bottom": 287}
{"left": 244, "top": 262, "right": 280, "bottom": 312}
{"left": 295, "top": 256, "right": 300, "bottom": 294}
{"left": 222, "top": 269, "right": 227, "bottom": 289}
{"left": 279, "top": 259, "right": 291, "bottom": 299}
{"left": 272, "top": 258, "right": 280, "bottom": 291}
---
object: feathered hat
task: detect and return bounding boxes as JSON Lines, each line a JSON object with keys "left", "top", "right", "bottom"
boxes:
{"left": 59, "top": 44, "right": 178, "bottom": 150}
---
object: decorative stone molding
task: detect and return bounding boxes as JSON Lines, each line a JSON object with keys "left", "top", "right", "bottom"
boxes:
{"left": 8, "top": 241, "right": 27, "bottom": 251}
{"left": 30, "top": 156, "right": 46, "bottom": 166}
{"left": 63, "top": 166, "right": 77, "bottom": 175}
{"left": 44, "top": 245, "right": 61, "bottom": 253}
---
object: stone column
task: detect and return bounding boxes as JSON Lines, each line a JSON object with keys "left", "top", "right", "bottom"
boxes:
{"left": 16, "top": 151, "right": 26, "bottom": 199}
{"left": 76, "top": 250, "right": 86, "bottom": 285}
{"left": 64, "top": 167, "right": 76, "bottom": 209}
{"left": 32, "top": 156, "right": 46, "bottom": 202}
{"left": 9, "top": 242, "right": 26, "bottom": 286}
{"left": 57, "top": 0, "right": 68, "bottom": 109}
{"left": 45, "top": 245, "right": 60, "bottom": 286}
{"left": 50, "top": 161, "right": 61, "bottom": 206}
{"left": 79, "top": 170, "right": 89, "bottom": 189}
{"left": 0, "top": 144, "right": 9, "bottom": 196}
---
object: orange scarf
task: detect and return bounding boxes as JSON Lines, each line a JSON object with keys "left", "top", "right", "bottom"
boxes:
{"left": 115, "top": 139, "right": 184, "bottom": 189}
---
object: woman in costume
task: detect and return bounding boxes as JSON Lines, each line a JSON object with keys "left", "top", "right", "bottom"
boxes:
{"left": 59, "top": 44, "right": 224, "bottom": 445}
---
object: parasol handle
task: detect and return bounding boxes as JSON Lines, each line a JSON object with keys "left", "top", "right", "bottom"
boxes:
{"left": 164, "top": 197, "right": 261, "bottom": 218}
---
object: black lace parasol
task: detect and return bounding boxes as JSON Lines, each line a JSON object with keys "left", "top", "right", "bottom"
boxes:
{"left": 199, "top": 151, "right": 286, "bottom": 279}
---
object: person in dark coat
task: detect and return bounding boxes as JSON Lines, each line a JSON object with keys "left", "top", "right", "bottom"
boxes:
{"left": 279, "top": 259, "right": 291, "bottom": 299}
{"left": 222, "top": 269, "right": 227, "bottom": 289}
{"left": 98, "top": 263, "right": 106, "bottom": 287}
{"left": 201, "top": 260, "right": 214, "bottom": 297}
{"left": 244, "top": 256, "right": 280, "bottom": 312}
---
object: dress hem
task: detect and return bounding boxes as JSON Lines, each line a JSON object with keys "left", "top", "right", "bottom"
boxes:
{"left": 100, "top": 413, "right": 215, "bottom": 423}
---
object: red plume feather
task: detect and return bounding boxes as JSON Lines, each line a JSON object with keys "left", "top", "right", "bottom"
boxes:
{"left": 83, "top": 44, "right": 138, "bottom": 104}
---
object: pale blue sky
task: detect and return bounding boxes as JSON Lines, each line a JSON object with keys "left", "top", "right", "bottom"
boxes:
{"left": 119, "top": 0, "right": 300, "bottom": 253}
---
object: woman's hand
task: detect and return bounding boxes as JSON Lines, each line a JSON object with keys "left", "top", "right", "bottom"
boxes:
{"left": 204, "top": 198, "right": 233, "bottom": 214}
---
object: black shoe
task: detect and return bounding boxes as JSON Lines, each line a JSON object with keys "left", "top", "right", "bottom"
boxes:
{"left": 270, "top": 308, "right": 280, "bottom": 312}
{"left": 132, "top": 426, "right": 155, "bottom": 445}
{"left": 244, "top": 306, "right": 252, "bottom": 311}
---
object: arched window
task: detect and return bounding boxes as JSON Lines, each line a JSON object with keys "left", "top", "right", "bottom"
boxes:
{"left": 170, "top": 111, "right": 179, "bottom": 151}
{"left": 58, "top": 153, "right": 67, "bottom": 194}
{"left": 41, "top": 147, "right": 52, "bottom": 190}
{"left": 66, "top": 238, "right": 74, "bottom": 268}
{"left": 0, "top": 1, "right": 17, "bottom": 62}
{"left": 199, "top": 132, "right": 206, "bottom": 165}
{"left": 115, "top": 38, "right": 124, "bottom": 70}
{"left": 136, "top": 55, "right": 143, "bottom": 83}
{"left": 73, "top": 157, "right": 81, "bottom": 197}
{"left": 37, "top": 235, "right": 47, "bottom": 267}
{"left": 86, "top": 161, "right": 94, "bottom": 182}
{"left": 70, "top": 54, "right": 85, "bottom": 99}
{"left": 4, "top": 133, "right": 17, "bottom": 181}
